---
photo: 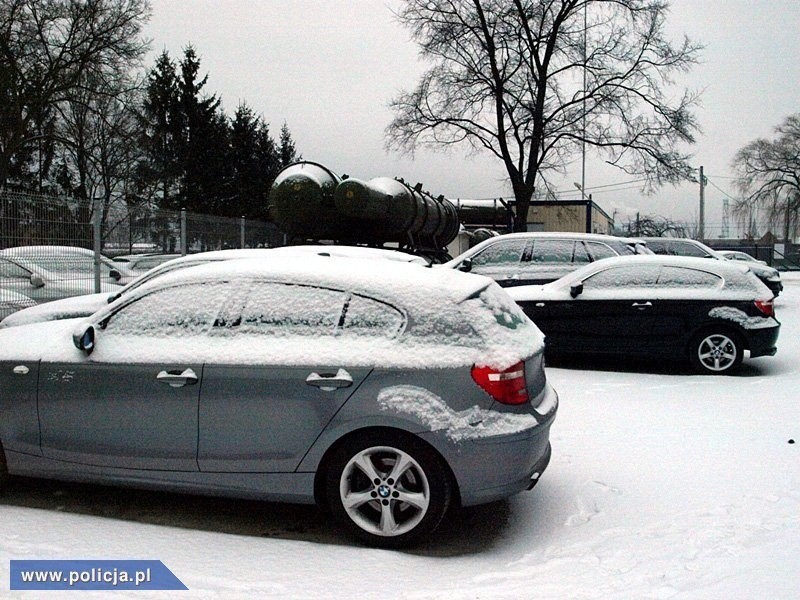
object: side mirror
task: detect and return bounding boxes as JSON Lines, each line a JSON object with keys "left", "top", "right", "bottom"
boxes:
{"left": 109, "top": 269, "right": 122, "bottom": 281}
{"left": 570, "top": 283, "right": 584, "bottom": 298}
{"left": 458, "top": 257, "right": 473, "bottom": 273}
{"left": 72, "top": 323, "right": 96, "bottom": 355}
{"left": 30, "top": 274, "right": 45, "bottom": 288}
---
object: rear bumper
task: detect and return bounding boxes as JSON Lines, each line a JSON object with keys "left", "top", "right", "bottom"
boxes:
{"left": 747, "top": 323, "right": 780, "bottom": 358}
{"left": 418, "top": 384, "right": 558, "bottom": 507}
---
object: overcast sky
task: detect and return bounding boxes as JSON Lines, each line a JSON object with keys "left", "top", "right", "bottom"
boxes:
{"left": 144, "top": 0, "right": 800, "bottom": 233}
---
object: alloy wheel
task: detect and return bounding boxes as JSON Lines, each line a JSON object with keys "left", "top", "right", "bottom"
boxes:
{"left": 339, "top": 446, "right": 430, "bottom": 537}
{"left": 696, "top": 333, "right": 738, "bottom": 372}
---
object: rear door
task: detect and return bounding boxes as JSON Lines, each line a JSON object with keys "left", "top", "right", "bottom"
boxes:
{"left": 545, "top": 264, "right": 663, "bottom": 355}
{"left": 647, "top": 266, "right": 725, "bottom": 354}
{"left": 467, "top": 238, "right": 531, "bottom": 286}
{"left": 520, "top": 239, "right": 577, "bottom": 284}
{"left": 198, "top": 283, "right": 404, "bottom": 473}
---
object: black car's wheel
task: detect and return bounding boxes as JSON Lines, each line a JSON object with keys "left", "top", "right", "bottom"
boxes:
{"left": 324, "top": 431, "right": 452, "bottom": 548}
{"left": 690, "top": 329, "right": 744, "bottom": 374}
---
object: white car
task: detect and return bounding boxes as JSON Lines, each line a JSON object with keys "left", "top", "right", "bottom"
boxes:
{"left": 0, "top": 254, "right": 126, "bottom": 307}
{"left": 718, "top": 250, "right": 768, "bottom": 266}
{"left": 0, "top": 288, "right": 36, "bottom": 320}
{"left": 0, "top": 246, "right": 428, "bottom": 328}
{"left": 442, "top": 232, "right": 652, "bottom": 287}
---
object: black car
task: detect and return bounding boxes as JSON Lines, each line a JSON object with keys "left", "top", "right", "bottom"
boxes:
{"left": 507, "top": 256, "right": 780, "bottom": 374}
{"left": 641, "top": 237, "right": 783, "bottom": 297}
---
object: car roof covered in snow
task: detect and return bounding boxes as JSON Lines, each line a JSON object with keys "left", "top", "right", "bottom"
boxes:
{"left": 99, "top": 255, "right": 493, "bottom": 312}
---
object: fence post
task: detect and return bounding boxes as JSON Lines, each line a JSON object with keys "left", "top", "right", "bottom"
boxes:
{"left": 93, "top": 196, "right": 102, "bottom": 293}
{"left": 181, "top": 208, "right": 187, "bottom": 256}
{"left": 240, "top": 216, "right": 245, "bottom": 248}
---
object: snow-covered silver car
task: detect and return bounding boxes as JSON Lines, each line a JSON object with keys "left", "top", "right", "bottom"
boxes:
{"left": 0, "top": 288, "right": 36, "bottom": 320}
{"left": 444, "top": 232, "right": 652, "bottom": 287}
{"left": 0, "top": 257, "right": 557, "bottom": 547}
{"left": 0, "top": 253, "right": 126, "bottom": 308}
{"left": 642, "top": 238, "right": 783, "bottom": 297}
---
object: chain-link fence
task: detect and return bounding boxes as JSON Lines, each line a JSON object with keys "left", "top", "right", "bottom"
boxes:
{"left": 0, "top": 190, "right": 284, "bottom": 319}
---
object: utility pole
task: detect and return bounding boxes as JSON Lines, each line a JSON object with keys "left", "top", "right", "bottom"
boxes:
{"left": 698, "top": 165, "right": 706, "bottom": 241}
{"left": 581, "top": 3, "right": 587, "bottom": 201}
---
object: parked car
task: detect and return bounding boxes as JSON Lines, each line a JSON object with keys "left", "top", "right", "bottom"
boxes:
{"left": 0, "top": 255, "right": 125, "bottom": 306}
{"left": 0, "top": 246, "right": 428, "bottom": 328}
{"left": 641, "top": 237, "right": 783, "bottom": 297}
{"left": 717, "top": 250, "right": 768, "bottom": 266}
{"left": 507, "top": 255, "right": 780, "bottom": 374}
{"left": 0, "top": 246, "right": 136, "bottom": 285}
{"left": 0, "top": 289, "right": 36, "bottom": 320}
{"left": 443, "top": 232, "right": 652, "bottom": 287}
{"left": 0, "top": 257, "right": 557, "bottom": 547}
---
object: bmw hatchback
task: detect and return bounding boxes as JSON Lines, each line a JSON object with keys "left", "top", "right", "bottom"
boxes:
{"left": 508, "top": 255, "right": 780, "bottom": 374}
{"left": 0, "top": 257, "right": 557, "bottom": 547}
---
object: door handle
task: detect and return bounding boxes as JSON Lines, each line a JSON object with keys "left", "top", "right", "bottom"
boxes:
{"left": 306, "top": 368, "right": 353, "bottom": 392}
{"left": 157, "top": 368, "right": 198, "bottom": 388}
{"left": 632, "top": 301, "right": 653, "bottom": 308}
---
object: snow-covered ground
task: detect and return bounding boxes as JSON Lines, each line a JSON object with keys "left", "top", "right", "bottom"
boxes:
{"left": 3, "top": 274, "right": 799, "bottom": 599}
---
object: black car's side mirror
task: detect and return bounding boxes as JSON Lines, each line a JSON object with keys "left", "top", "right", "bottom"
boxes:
{"left": 570, "top": 283, "right": 584, "bottom": 298}
{"left": 458, "top": 258, "right": 473, "bottom": 273}
{"left": 29, "top": 274, "right": 45, "bottom": 288}
{"left": 72, "top": 323, "right": 96, "bottom": 355}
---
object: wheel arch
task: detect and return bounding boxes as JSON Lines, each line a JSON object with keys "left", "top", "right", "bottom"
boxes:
{"left": 312, "top": 426, "right": 461, "bottom": 511}
{"left": 685, "top": 320, "right": 750, "bottom": 357}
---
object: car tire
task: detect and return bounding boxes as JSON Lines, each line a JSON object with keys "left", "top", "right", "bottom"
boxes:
{"left": 324, "top": 430, "right": 452, "bottom": 548}
{"left": 690, "top": 329, "right": 744, "bottom": 375}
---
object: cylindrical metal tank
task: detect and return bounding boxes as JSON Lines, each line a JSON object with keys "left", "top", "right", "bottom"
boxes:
{"left": 267, "top": 162, "right": 343, "bottom": 239}
{"left": 334, "top": 177, "right": 459, "bottom": 247}
{"left": 454, "top": 198, "right": 512, "bottom": 231}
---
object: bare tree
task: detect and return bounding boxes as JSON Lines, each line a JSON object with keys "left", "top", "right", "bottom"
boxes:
{"left": 387, "top": 0, "right": 701, "bottom": 231}
{"left": 619, "top": 213, "right": 688, "bottom": 237}
{"left": 732, "top": 113, "right": 800, "bottom": 242}
{"left": 0, "top": 0, "right": 150, "bottom": 187}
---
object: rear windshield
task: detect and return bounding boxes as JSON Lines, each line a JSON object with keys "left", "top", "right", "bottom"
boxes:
{"left": 456, "top": 283, "right": 544, "bottom": 368}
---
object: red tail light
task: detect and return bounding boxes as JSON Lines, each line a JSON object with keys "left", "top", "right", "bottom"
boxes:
{"left": 471, "top": 361, "right": 530, "bottom": 405}
{"left": 755, "top": 299, "right": 774, "bottom": 317}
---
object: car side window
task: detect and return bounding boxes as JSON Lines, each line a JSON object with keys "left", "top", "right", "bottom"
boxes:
{"left": 103, "top": 282, "right": 230, "bottom": 336}
{"left": 341, "top": 294, "right": 405, "bottom": 338}
{"left": 573, "top": 242, "right": 592, "bottom": 264}
{"left": 672, "top": 242, "right": 710, "bottom": 258}
{"left": 583, "top": 265, "right": 662, "bottom": 289}
{"left": 531, "top": 240, "right": 574, "bottom": 263}
{"left": 657, "top": 267, "right": 721, "bottom": 288}
{"left": 585, "top": 242, "right": 617, "bottom": 261}
{"left": 234, "top": 282, "right": 347, "bottom": 337}
{"left": 645, "top": 240, "right": 668, "bottom": 254}
{"left": 470, "top": 239, "right": 527, "bottom": 268}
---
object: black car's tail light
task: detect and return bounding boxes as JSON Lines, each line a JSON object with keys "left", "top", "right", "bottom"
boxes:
{"left": 755, "top": 299, "right": 774, "bottom": 317}
{"left": 471, "top": 361, "right": 530, "bottom": 405}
